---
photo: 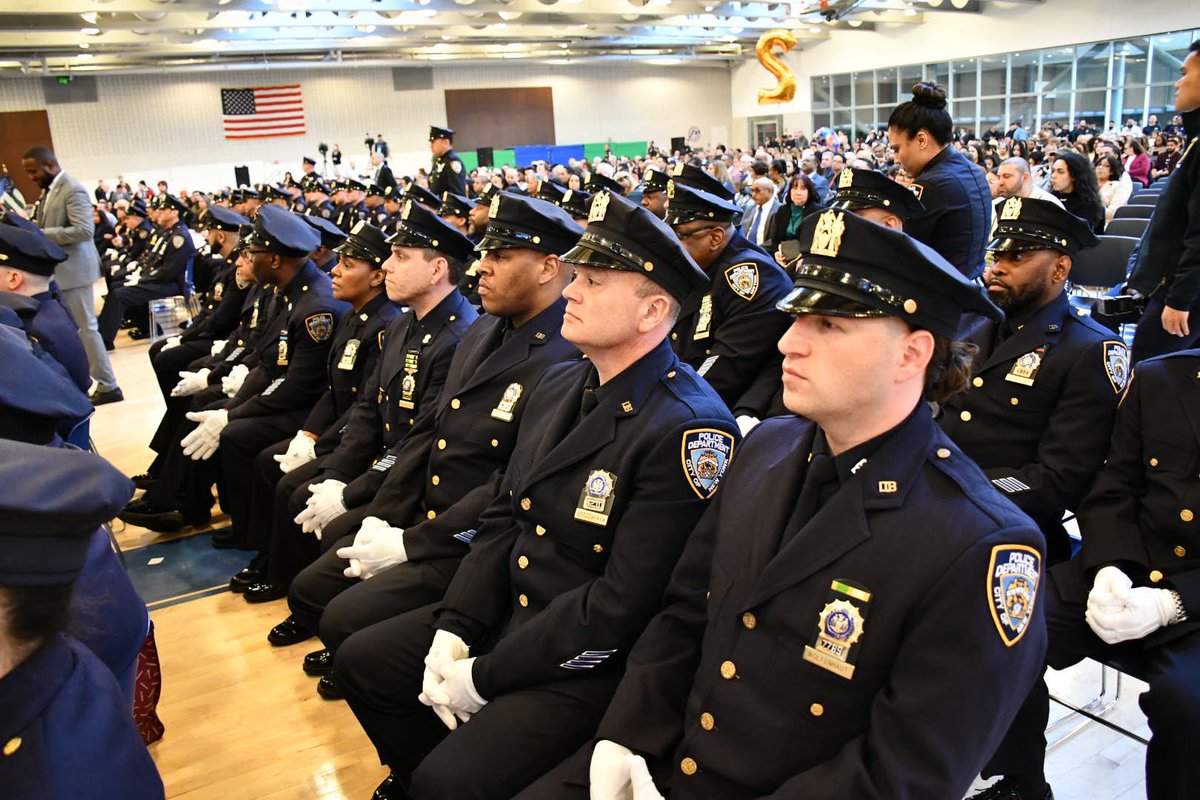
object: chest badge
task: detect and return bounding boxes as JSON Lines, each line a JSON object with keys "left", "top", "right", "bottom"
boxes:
{"left": 213, "top": 282, "right": 224, "bottom": 300}
{"left": 574, "top": 469, "right": 618, "bottom": 526}
{"left": 681, "top": 428, "right": 735, "bottom": 499}
{"left": 694, "top": 293, "right": 713, "bottom": 341}
{"left": 276, "top": 331, "right": 289, "bottom": 365}
{"left": 337, "top": 338, "right": 360, "bottom": 371}
{"left": 398, "top": 349, "right": 420, "bottom": 409}
{"left": 1005, "top": 347, "right": 1044, "bottom": 386}
{"left": 803, "top": 580, "right": 872, "bottom": 680}
{"left": 988, "top": 544, "right": 1041, "bottom": 647}
{"left": 491, "top": 382, "right": 523, "bottom": 422}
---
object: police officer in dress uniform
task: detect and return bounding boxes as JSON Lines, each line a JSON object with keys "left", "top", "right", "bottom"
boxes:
{"left": 941, "top": 197, "right": 1129, "bottom": 565}
{"left": 107, "top": 198, "right": 154, "bottom": 287}
{"left": 334, "top": 178, "right": 370, "bottom": 234}
{"left": 974, "top": 348, "right": 1200, "bottom": 800}
{"left": 303, "top": 176, "right": 336, "bottom": 221}
{"left": 122, "top": 207, "right": 348, "bottom": 538}
{"left": 270, "top": 194, "right": 582, "bottom": 697}
{"left": 559, "top": 188, "right": 593, "bottom": 227}
{"left": 637, "top": 167, "right": 670, "bottom": 219}
{"left": 0, "top": 316, "right": 92, "bottom": 447}
{"left": 0, "top": 440, "right": 164, "bottom": 800}
{"left": 527, "top": 208, "right": 1046, "bottom": 800}
{"left": 458, "top": 184, "right": 503, "bottom": 302}
{"left": 335, "top": 190, "right": 738, "bottom": 800}
{"left": 302, "top": 214, "right": 348, "bottom": 274}
{"left": 429, "top": 126, "right": 467, "bottom": 198}
{"left": 662, "top": 179, "right": 793, "bottom": 420}
{"left": 405, "top": 182, "right": 443, "bottom": 214}
{"left": 439, "top": 192, "right": 476, "bottom": 237}
{"left": 228, "top": 221, "right": 401, "bottom": 601}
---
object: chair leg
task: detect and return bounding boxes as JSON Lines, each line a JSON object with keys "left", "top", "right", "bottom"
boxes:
{"left": 1048, "top": 663, "right": 1145, "bottom": 747}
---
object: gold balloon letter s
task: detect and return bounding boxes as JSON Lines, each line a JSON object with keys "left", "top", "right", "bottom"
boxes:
{"left": 756, "top": 29, "right": 798, "bottom": 105}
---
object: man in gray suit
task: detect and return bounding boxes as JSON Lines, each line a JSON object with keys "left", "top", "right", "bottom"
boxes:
{"left": 22, "top": 145, "right": 122, "bottom": 405}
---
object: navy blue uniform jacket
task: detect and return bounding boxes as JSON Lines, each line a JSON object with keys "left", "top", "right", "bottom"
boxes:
{"left": 906, "top": 145, "right": 992, "bottom": 280}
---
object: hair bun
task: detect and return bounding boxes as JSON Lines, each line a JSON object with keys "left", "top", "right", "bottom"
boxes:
{"left": 911, "top": 82, "right": 948, "bottom": 110}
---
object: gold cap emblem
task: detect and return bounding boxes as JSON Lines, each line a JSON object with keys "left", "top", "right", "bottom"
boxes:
{"left": 838, "top": 168, "right": 854, "bottom": 188}
{"left": 588, "top": 191, "right": 611, "bottom": 223}
{"left": 667, "top": 180, "right": 676, "bottom": 199}
{"left": 401, "top": 200, "right": 412, "bottom": 220}
{"left": 1001, "top": 197, "right": 1023, "bottom": 220}
{"left": 672, "top": 162, "right": 685, "bottom": 176}
{"left": 489, "top": 194, "right": 501, "bottom": 217}
{"left": 809, "top": 210, "right": 846, "bottom": 258}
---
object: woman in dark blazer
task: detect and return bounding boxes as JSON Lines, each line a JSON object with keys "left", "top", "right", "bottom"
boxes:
{"left": 767, "top": 173, "right": 822, "bottom": 277}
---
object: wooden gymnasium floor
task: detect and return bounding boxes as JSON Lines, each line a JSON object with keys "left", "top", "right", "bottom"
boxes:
{"left": 94, "top": 316, "right": 1149, "bottom": 800}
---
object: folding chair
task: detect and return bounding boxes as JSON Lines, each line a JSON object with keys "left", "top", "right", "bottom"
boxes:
{"left": 1114, "top": 204, "right": 1154, "bottom": 220}
{"left": 1069, "top": 235, "right": 1137, "bottom": 300}
{"left": 1104, "top": 217, "right": 1149, "bottom": 239}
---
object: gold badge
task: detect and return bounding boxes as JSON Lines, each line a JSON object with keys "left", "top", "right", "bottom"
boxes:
{"left": 694, "top": 293, "right": 713, "bottom": 340}
{"left": 838, "top": 168, "right": 854, "bottom": 188}
{"left": 588, "top": 191, "right": 610, "bottom": 223}
{"left": 351, "top": 220, "right": 367, "bottom": 234}
{"left": 401, "top": 200, "right": 412, "bottom": 220}
{"left": 1000, "top": 197, "right": 1023, "bottom": 220}
{"left": 172, "top": 234, "right": 185, "bottom": 249}
{"left": 490, "top": 194, "right": 501, "bottom": 217}
{"left": 337, "top": 338, "right": 359, "bottom": 371}
{"left": 802, "top": 580, "right": 872, "bottom": 680}
{"left": 490, "top": 382, "right": 523, "bottom": 422}
{"left": 672, "top": 162, "right": 686, "bottom": 176}
{"left": 574, "top": 469, "right": 618, "bottom": 526}
{"left": 809, "top": 210, "right": 846, "bottom": 258}
{"left": 276, "top": 331, "right": 289, "bottom": 365}
{"left": 1005, "top": 348, "right": 1044, "bottom": 386}
{"left": 666, "top": 180, "right": 676, "bottom": 200}
{"left": 398, "top": 350, "right": 420, "bottom": 409}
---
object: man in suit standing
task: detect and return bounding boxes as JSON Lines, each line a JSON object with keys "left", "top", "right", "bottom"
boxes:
{"left": 22, "top": 145, "right": 122, "bottom": 405}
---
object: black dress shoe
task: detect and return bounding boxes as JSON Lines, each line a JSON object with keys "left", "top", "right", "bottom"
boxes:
{"left": 317, "top": 674, "right": 344, "bottom": 700}
{"left": 372, "top": 772, "right": 411, "bottom": 800}
{"left": 243, "top": 581, "right": 289, "bottom": 603}
{"left": 302, "top": 647, "right": 334, "bottom": 676}
{"left": 119, "top": 503, "right": 209, "bottom": 533}
{"left": 230, "top": 553, "right": 269, "bottom": 593}
{"left": 89, "top": 387, "right": 124, "bottom": 406}
{"left": 267, "top": 614, "right": 313, "bottom": 647}
{"left": 127, "top": 327, "right": 149, "bottom": 340}
{"left": 968, "top": 779, "right": 1054, "bottom": 800}
{"left": 131, "top": 472, "right": 157, "bottom": 490}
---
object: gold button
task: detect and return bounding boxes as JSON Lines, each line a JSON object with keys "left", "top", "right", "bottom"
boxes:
{"left": 518, "top": 593, "right": 529, "bottom": 607}
{"left": 1175, "top": 545, "right": 1187, "bottom": 558}
{"left": 667, "top": 370, "right": 676, "bottom": 378}
{"left": 3, "top": 737, "right": 20, "bottom": 756}
{"left": 450, "top": 398, "right": 461, "bottom": 409}
{"left": 1150, "top": 458, "right": 1159, "bottom": 467}
{"left": 903, "top": 298, "right": 918, "bottom": 314}
{"left": 409, "top": 419, "right": 415, "bottom": 426}
{"left": 1182, "top": 509, "right": 1194, "bottom": 523}
{"left": 535, "top": 525, "right": 547, "bottom": 536}
{"left": 431, "top": 475, "right": 440, "bottom": 486}
{"left": 671, "top": 332, "right": 678, "bottom": 341}
{"left": 1150, "top": 570, "right": 1164, "bottom": 583}
{"left": 972, "top": 377, "right": 983, "bottom": 388}
{"left": 700, "top": 712, "right": 715, "bottom": 731}
{"left": 593, "top": 544, "right": 603, "bottom": 553}
{"left": 385, "top": 423, "right": 391, "bottom": 432}
{"left": 680, "top": 757, "right": 698, "bottom": 776}
{"left": 741, "top": 612, "right": 757, "bottom": 630}
{"left": 491, "top": 438, "right": 499, "bottom": 447}
{"left": 960, "top": 410, "right": 972, "bottom": 422}
{"left": 936, "top": 448, "right": 951, "bottom": 459}
{"left": 518, "top": 555, "right": 529, "bottom": 569}
{"left": 426, "top": 509, "right": 437, "bottom": 520}
{"left": 1010, "top": 397, "right": 1019, "bottom": 406}
{"left": 810, "top": 703, "right": 824, "bottom": 717}
{"left": 437, "top": 439, "right": 447, "bottom": 450}
{"left": 520, "top": 497, "right": 532, "bottom": 511}
{"left": 719, "top": 660, "right": 736, "bottom": 679}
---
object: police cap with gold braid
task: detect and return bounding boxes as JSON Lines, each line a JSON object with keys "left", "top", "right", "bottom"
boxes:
{"left": 662, "top": 180, "right": 740, "bottom": 226}
{"left": 386, "top": 199, "right": 475, "bottom": 262}
{"left": 668, "top": 161, "right": 736, "bottom": 202}
{"left": 477, "top": 193, "right": 582, "bottom": 255}
{"left": 778, "top": 208, "right": 1002, "bottom": 338}
{"left": 638, "top": 166, "right": 670, "bottom": 196}
{"left": 335, "top": 220, "right": 391, "bottom": 267}
{"left": 438, "top": 192, "right": 477, "bottom": 219}
{"left": 829, "top": 167, "right": 925, "bottom": 221}
{"left": 989, "top": 196, "right": 1099, "bottom": 256}
{"left": 561, "top": 190, "right": 708, "bottom": 305}
{"left": 583, "top": 172, "right": 623, "bottom": 195}
{"left": 403, "top": 182, "right": 442, "bottom": 211}
{"left": 242, "top": 204, "right": 320, "bottom": 257}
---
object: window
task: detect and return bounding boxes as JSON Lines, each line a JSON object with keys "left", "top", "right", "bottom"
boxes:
{"left": 979, "top": 56, "right": 1007, "bottom": 96}
{"left": 1009, "top": 52, "right": 1038, "bottom": 95}
{"left": 832, "top": 73, "right": 852, "bottom": 107}
{"left": 953, "top": 58, "right": 977, "bottom": 99}
{"left": 853, "top": 72, "right": 875, "bottom": 106}
{"left": 812, "top": 76, "right": 831, "bottom": 111}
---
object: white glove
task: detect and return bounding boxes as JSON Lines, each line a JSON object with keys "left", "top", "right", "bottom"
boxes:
{"left": 1087, "top": 566, "right": 1133, "bottom": 612}
{"left": 590, "top": 740, "right": 636, "bottom": 800}
{"left": 1087, "top": 584, "right": 1176, "bottom": 645}
{"left": 629, "top": 756, "right": 664, "bottom": 800}
{"left": 123, "top": 269, "right": 141, "bottom": 287}
{"left": 180, "top": 409, "right": 229, "bottom": 461}
{"left": 210, "top": 339, "right": 228, "bottom": 358}
{"left": 431, "top": 657, "right": 486, "bottom": 727}
{"left": 161, "top": 335, "right": 182, "bottom": 351}
{"left": 273, "top": 431, "right": 317, "bottom": 474}
{"left": 221, "top": 363, "right": 250, "bottom": 397}
{"left": 736, "top": 414, "right": 760, "bottom": 436}
{"left": 170, "top": 367, "right": 211, "bottom": 397}
{"left": 335, "top": 516, "right": 407, "bottom": 580}
{"left": 293, "top": 479, "right": 347, "bottom": 539}
{"left": 418, "top": 630, "right": 471, "bottom": 730}
{"left": 108, "top": 261, "right": 121, "bottom": 276}
{"left": 125, "top": 260, "right": 139, "bottom": 273}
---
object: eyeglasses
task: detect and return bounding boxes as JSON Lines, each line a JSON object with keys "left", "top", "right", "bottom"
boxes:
{"left": 247, "top": 248, "right": 271, "bottom": 256}
{"left": 676, "top": 226, "right": 719, "bottom": 240}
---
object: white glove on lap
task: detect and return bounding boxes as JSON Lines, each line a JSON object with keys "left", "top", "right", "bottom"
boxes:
{"left": 123, "top": 268, "right": 141, "bottom": 287}
{"left": 161, "top": 335, "right": 182, "bottom": 351}
{"left": 335, "top": 516, "right": 407, "bottom": 580}
{"left": 171, "top": 368, "right": 211, "bottom": 397}
{"left": 273, "top": 431, "right": 317, "bottom": 474}
{"left": 1087, "top": 566, "right": 1132, "bottom": 614}
{"left": 180, "top": 409, "right": 229, "bottom": 461}
{"left": 590, "top": 740, "right": 637, "bottom": 800}
{"left": 210, "top": 339, "right": 228, "bottom": 358}
{"left": 1087, "top": 584, "right": 1176, "bottom": 645}
{"left": 432, "top": 657, "right": 486, "bottom": 727}
{"left": 293, "top": 479, "right": 346, "bottom": 539}
{"left": 736, "top": 415, "right": 760, "bottom": 436}
{"left": 628, "top": 756, "right": 665, "bottom": 800}
{"left": 221, "top": 363, "right": 250, "bottom": 397}
{"left": 419, "top": 630, "right": 470, "bottom": 729}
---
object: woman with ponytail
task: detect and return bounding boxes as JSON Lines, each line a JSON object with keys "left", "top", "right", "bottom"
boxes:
{"left": 887, "top": 83, "right": 993, "bottom": 281}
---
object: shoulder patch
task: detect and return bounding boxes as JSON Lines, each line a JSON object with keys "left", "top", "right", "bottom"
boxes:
{"left": 138, "top": 229, "right": 147, "bottom": 239}
{"left": 1102, "top": 340, "right": 1130, "bottom": 394}
{"left": 451, "top": 160, "right": 463, "bottom": 174}
{"left": 681, "top": 428, "right": 735, "bottom": 499}
{"left": 908, "top": 183, "right": 924, "bottom": 201}
{"left": 988, "top": 544, "right": 1041, "bottom": 647}
{"left": 305, "top": 312, "right": 334, "bottom": 343}
{"left": 724, "top": 262, "right": 760, "bottom": 301}
{"left": 171, "top": 234, "right": 185, "bottom": 249}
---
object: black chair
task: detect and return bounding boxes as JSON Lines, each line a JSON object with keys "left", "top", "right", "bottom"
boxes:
{"left": 1127, "top": 196, "right": 1160, "bottom": 207}
{"left": 1114, "top": 204, "right": 1155, "bottom": 219}
{"left": 1105, "top": 217, "right": 1150, "bottom": 238}
{"left": 1069, "top": 235, "right": 1138, "bottom": 298}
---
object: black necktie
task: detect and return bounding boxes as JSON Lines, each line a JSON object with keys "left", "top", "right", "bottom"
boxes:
{"left": 577, "top": 387, "right": 598, "bottom": 425}
{"left": 778, "top": 453, "right": 839, "bottom": 551}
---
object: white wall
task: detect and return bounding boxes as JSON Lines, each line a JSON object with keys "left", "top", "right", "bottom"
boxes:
{"left": 0, "top": 60, "right": 731, "bottom": 192}
{"left": 731, "top": 0, "right": 1200, "bottom": 140}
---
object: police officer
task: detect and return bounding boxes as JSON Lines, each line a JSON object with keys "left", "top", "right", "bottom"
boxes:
{"left": 405, "top": 182, "right": 442, "bottom": 213}
{"left": 302, "top": 176, "right": 336, "bottom": 221}
{"left": 428, "top": 125, "right": 467, "bottom": 197}
{"left": 941, "top": 197, "right": 1128, "bottom": 564}
{"left": 637, "top": 166, "right": 670, "bottom": 219}
{"left": 534, "top": 208, "right": 1046, "bottom": 800}
{"left": 229, "top": 221, "right": 401, "bottom": 600}
{"left": 301, "top": 215, "right": 347, "bottom": 274}
{"left": 260, "top": 183, "right": 291, "bottom": 210}
{"left": 334, "top": 178, "right": 369, "bottom": 234}
{"left": 583, "top": 172, "right": 624, "bottom": 196}
{"left": 887, "top": 82, "right": 992, "bottom": 280}
{"left": 107, "top": 198, "right": 154, "bottom": 287}
{"left": 271, "top": 194, "right": 582, "bottom": 695}
{"left": 438, "top": 191, "right": 476, "bottom": 237}
{"left": 558, "top": 188, "right": 593, "bottom": 226}
{"left": 663, "top": 179, "right": 793, "bottom": 418}
{"left": 335, "top": 190, "right": 737, "bottom": 800}
{"left": 379, "top": 184, "right": 404, "bottom": 236}
{"left": 0, "top": 319, "right": 92, "bottom": 447}
{"left": 365, "top": 184, "right": 389, "bottom": 228}
{"left": 0, "top": 440, "right": 164, "bottom": 800}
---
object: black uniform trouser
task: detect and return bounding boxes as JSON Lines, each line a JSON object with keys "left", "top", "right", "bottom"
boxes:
{"left": 146, "top": 386, "right": 225, "bottom": 477}
{"left": 243, "top": 443, "right": 327, "bottom": 582}
{"left": 142, "top": 415, "right": 220, "bottom": 523}
{"left": 983, "top": 568, "right": 1200, "bottom": 800}
{"left": 1130, "top": 298, "right": 1200, "bottom": 365}
{"left": 216, "top": 412, "right": 307, "bottom": 551}
{"left": 337, "top": 603, "right": 619, "bottom": 799}
{"left": 97, "top": 281, "right": 178, "bottom": 346}
{"left": 150, "top": 338, "right": 211, "bottom": 400}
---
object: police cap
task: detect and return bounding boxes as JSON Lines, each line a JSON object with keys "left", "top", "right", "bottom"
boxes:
{"left": 161, "top": 194, "right": 189, "bottom": 215}
{"left": 429, "top": 125, "right": 454, "bottom": 142}
{"left": 242, "top": 205, "right": 320, "bottom": 257}
{"left": 439, "top": 192, "right": 477, "bottom": 219}
{"left": 989, "top": 196, "right": 1099, "bottom": 256}
{"left": 583, "top": 172, "right": 623, "bottom": 195}
{"left": 558, "top": 189, "right": 592, "bottom": 220}
{"left": 205, "top": 204, "right": 250, "bottom": 233}
{"left": 0, "top": 220, "right": 67, "bottom": 277}
{"left": 477, "top": 193, "right": 582, "bottom": 255}
{"left": 662, "top": 180, "right": 740, "bottom": 226}
{"left": 404, "top": 182, "right": 442, "bottom": 210}
{"left": 639, "top": 167, "right": 670, "bottom": 195}
{"left": 534, "top": 180, "right": 566, "bottom": 206}
{"left": 387, "top": 200, "right": 475, "bottom": 263}
{"left": 300, "top": 214, "right": 349, "bottom": 250}
{"left": 829, "top": 168, "right": 925, "bottom": 221}
{"left": 668, "top": 162, "right": 735, "bottom": 202}
{"left": 335, "top": 220, "right": 390, "bottom": 267}
{"left": 125, "top": 198, "right": 149, "bottom": 219}
{"left": 476, "top": 183, "right": 503, "bottom": 206}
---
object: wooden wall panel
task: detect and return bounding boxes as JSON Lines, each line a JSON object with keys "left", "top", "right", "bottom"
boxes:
{"left": 444, "top": 87, "right": 554, "bottom": 152}
{"left": 0, "top": 110, "right": 53, "bottom": 203}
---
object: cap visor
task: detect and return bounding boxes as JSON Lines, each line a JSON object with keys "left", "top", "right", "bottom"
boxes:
{"left": 560, "top": 241, "right": 640, "bottom": 272}
{"left": 776, "top": 281, "right": 893, "bottom": 318}
{"left": 986, "top": 235, "right": 1051, "bottom": 253}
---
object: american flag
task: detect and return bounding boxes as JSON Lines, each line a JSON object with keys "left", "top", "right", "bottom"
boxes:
{"left": 220, "top": 84, "right": 306, "bottom": 140}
